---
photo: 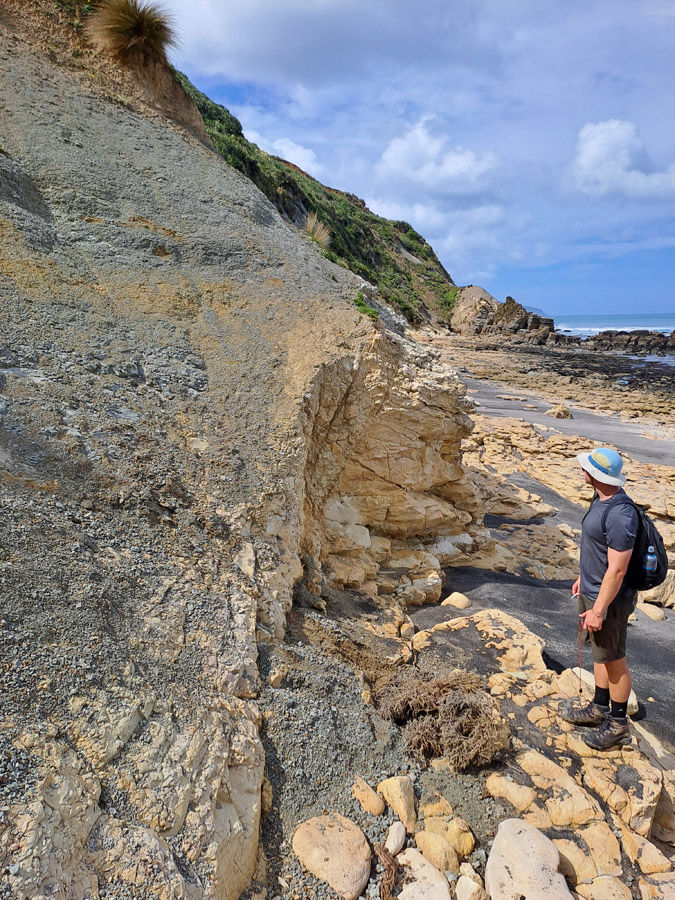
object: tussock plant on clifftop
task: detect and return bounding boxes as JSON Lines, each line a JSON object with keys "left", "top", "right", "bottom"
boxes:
{"left": 375, "top": 668, "right": 510, "bottom": 770}
{"left": 87, "top": 0, "right": 176, "bottom": 63}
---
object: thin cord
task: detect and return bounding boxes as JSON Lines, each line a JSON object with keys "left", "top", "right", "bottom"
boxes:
{"left": 578, "top": 617, "right": 583, "bottom": 696}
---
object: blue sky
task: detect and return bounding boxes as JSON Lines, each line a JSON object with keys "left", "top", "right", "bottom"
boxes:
{"left": 164, "top": 0, "right": 675, "bottom": 316}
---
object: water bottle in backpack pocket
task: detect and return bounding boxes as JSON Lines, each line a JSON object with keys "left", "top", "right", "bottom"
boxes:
{"left": 625, "top": 508, "right": 668, "bottom": 591}
{"left": 595, "top": 497, "right": 668, "bottom": 591}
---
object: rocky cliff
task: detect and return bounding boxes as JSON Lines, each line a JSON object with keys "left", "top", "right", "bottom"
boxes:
{"left": 0, "top": 17, "right": 480, "bottom": 899}
{"left": 450, "top": 286, "right": 554, "bottom": 344}
{"left": 175, "top": 76, "right": 459, "bottom": 327}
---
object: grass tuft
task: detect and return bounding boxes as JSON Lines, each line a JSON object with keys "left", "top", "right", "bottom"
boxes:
{"left": 87, "top": 0, "right": 176, "bottom": 63}
{"left": 354, "top": 291, "right": 379, "bottom": 322}
{"left": 306, "top": 210, "right": 331, "bottom": 248}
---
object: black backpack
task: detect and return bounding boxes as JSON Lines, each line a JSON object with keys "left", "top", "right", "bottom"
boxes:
{"left": 595, "top": 495, "right": 668, "bottom": 591}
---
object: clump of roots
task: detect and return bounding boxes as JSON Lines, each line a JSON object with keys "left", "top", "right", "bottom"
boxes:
{"left": 376, "top": 668, "right": 483, "bottom": 723}
{"left": 438, "top": 690, "right": 511, "bottom": 770}
{"left": 403, "top": 714, "right": 442, "bottom": 760}
{"left": 376, "top": 668, "right": 509, "bottom": 771}
{"left": 373, "top": 844, "right": 399, "bottom": 900}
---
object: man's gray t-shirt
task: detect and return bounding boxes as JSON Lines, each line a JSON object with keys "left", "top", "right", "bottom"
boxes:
{"left": 580, "top": 489, "right": 638, "bottom": 600}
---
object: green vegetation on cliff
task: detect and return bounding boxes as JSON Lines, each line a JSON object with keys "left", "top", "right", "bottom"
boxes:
{"left": 175, "top": 72, "right": 456, "bottom": 323}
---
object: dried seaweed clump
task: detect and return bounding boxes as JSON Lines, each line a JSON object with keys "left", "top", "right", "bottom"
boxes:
{"left": 377, "top": 668, "right": 509, "bottom": 770}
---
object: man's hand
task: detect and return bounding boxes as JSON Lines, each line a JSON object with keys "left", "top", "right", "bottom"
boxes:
{"left": 580, "top": 608, "right": 604, "bottom": 632}
{"left": 571, "top": 576, "right": 580, "bottom": 598}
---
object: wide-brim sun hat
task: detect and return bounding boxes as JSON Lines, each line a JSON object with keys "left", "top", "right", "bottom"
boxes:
{"left": 577, "top": 447, "right": 626, "bottom": 486}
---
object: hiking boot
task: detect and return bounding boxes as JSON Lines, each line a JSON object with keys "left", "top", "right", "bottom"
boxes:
{"left": 582, "top": 717, "right": 631, "bottom": 750}
{"left": 558, "top": 699, "right": 609, "bottom": 727}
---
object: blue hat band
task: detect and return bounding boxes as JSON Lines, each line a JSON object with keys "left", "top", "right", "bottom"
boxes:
{"left": 588, "top": 455, "right": 612, "bottom": 475}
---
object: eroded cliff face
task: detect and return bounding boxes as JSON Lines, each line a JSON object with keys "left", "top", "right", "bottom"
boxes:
{"left": 0, "top": 23, "right": 480, "bottom": 900}
{"left": 298, "top": 333, "right": 480, "bottom": 607}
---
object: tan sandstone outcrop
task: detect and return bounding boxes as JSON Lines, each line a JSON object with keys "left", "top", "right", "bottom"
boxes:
{"left": 458, "top": 415, "right": 674, "bottom": 592}
{"left": 299, "top": 332, "right": 479, "bottom": 601}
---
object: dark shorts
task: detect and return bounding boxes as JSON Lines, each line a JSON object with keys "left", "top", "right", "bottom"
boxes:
{"left": 578, "top": 591, "right": 637, "bottom": 663}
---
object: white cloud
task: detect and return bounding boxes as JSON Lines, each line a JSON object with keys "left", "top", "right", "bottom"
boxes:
{"left": 269, "top": 138, "right": 325, "bottom": 177}
{"left": 244, "top": 130, "right": 325, "bottom": 178}
{"left": 376, "top": 119, "right": 498, "bottom": 196}
{"left": 364, "top": 196, "right": 449, "bottom": 231}
{"left": 165, "top": 1, "right": 675, "bottom": 308}
{"left": 573, "top": 120, "right": 675, "bottom": 199}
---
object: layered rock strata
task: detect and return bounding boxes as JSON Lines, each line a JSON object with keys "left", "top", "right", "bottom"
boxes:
{"left": 299, "top": 334, "right": 480, "bottom": 605}
{"left": 450, "top": 286, "right": 554, "bottom": 344}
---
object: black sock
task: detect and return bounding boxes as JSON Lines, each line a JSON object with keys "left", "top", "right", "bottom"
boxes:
{"left": 593, "top": 686, "right": 610, "bottom": 708}
{"left": 610, "top": 699, "right": 628, "bottom": 720}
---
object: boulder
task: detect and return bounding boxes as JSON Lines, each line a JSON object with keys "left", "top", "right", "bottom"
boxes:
{"left": 441, "top": 591, "right": 472, "bottom": 609}
{"left": 444, "top": 817, "right": 475, "bottom": 859}
{"left": 351, "top": 775, "right": 385, "bottom": 816}
{"left": 642, "top": 570, "right": 675, "bottom": 609}
{"left": 545, "top": 404, "right": 573, "bottom": 419}
{"left": 455, "top": 875, "right": 489, "bottom": 900}
{"left": 292, "top": 813, "right": 371, "bottom": 900}
{"left": 638, "top": 601, "right": 667, "bottom": 622}
{"left": 419, "top": 795, "right": 454, "bottom": 818}
{"left": 425, "top": 816, "right": 475, "bottom": 860}
{"left": 266, "top": 667, "right": 285, "bottom": 688}
{"left": 397, "top": 848, "right": 452, "bottom": 899}
{"left": 485, "top": 818, "right": 573, "bottom": 899}
{"left": 377, "top": 776, "right": 417, "bottom": 833}
{"left": 414, "top": 830, "right": 460, "bottom": 874}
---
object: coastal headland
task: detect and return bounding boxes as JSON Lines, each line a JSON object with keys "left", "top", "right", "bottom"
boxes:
{"left": 0, "top": 5, "right": 673, "bottom": 899}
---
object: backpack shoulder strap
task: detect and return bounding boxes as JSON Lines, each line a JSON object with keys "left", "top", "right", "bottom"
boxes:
{"left": 602, "top": 495, "right": 641, "bottom": 545}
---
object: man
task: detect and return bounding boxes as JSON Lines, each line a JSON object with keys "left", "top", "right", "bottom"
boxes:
{"left": 560, "top": 447, "right": 638, "bottom": 749}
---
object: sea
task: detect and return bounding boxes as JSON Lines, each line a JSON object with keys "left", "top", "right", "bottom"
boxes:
{"left": 553, "top": 313, "right": 675, "bottom": 339}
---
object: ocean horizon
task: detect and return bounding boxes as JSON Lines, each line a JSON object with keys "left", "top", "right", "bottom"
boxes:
{"left": 553, "top": 313, "right": 675, "bottom": 339}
